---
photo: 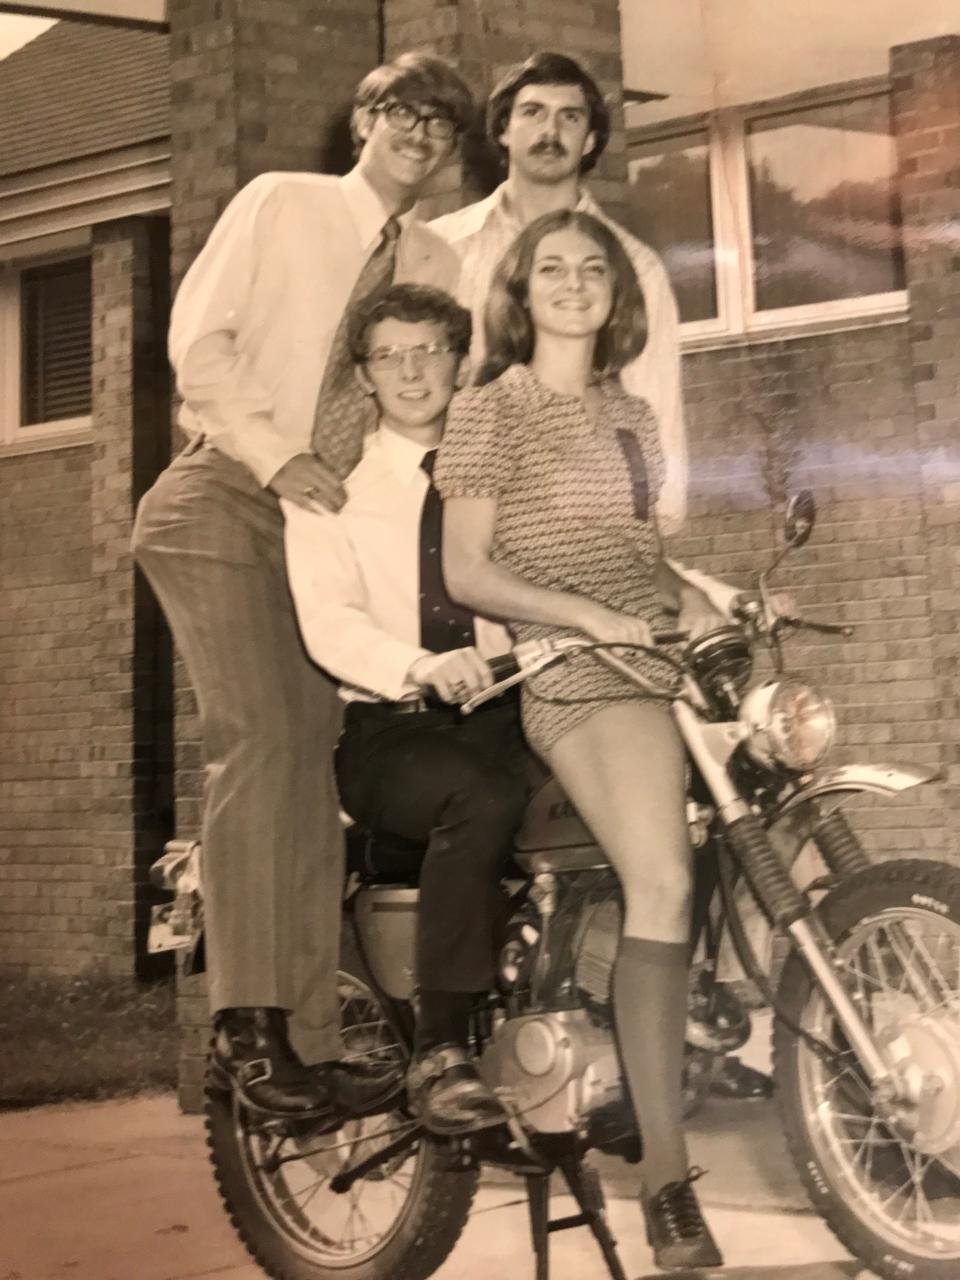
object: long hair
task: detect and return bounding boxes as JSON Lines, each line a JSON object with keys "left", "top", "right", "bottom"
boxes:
{"left": 478, "top": 210, "right": 647, "bottom": 386}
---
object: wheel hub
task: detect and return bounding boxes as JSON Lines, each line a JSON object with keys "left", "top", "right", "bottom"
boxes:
{"left": 879, "top": 1011, "right": 960, "bottom": 1156}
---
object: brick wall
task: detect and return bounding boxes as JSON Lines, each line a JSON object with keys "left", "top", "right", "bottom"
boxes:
{"left": 0, "top": 214, "right": 171, "bottom": 978}
{"left": 671, "top": 320, "right": 947, "bottom": 860}
{"left": 0, "top": 447, "right": 98, "bottom": 972}
{"left": 892, "top": 36, "right": 960, "bottom": 859}
{"left": 91, "top": 216, "right": 173, "bottom": 973}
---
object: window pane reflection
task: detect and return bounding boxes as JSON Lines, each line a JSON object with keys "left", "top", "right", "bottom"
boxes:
{"left": 628, "top": 131, "right": 717, "bottom": 323}
{"left": 747, "top": 94, "right": 905, "bottom": 312}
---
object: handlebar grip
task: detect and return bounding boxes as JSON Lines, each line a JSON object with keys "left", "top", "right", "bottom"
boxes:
{"left": 488, "top": 653, "right": 520, "bottom": 681}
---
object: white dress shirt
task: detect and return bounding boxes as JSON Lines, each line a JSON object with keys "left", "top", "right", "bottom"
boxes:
{"left": 430, "top": 184, "right": 687, "bottom": 534}
{"left": 169, "top": 168, "right": 460, "bottom": 487}
{"left": 283, "top": 427, "right": 513, "bottom": 703}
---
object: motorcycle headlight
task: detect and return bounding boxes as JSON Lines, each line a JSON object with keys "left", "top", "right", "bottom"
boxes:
{"left": 740, "top": 679, "right": 836, "bottom": 771}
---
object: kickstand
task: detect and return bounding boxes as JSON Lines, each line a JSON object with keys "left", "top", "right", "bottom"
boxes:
{"left": 525, "top": 1173, "right": 551, "bottom": 1280}
{"left": 523, "top": 1148, "right": 628, "bottom": 1280}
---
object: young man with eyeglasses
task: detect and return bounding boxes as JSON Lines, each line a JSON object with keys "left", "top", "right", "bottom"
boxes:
{"left": 284, "top": 283, "right": 529, "bottom": 1134}
{"left": 133, "top": 54, "right": 473, "bottom": 1121}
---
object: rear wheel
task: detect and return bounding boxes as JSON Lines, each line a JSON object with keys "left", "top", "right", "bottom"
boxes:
{"left": 206, "top": 961, "right": 478, "bottom": 1280}
{"left": 774, "top": 859, "right": 960, "bottom": 1280}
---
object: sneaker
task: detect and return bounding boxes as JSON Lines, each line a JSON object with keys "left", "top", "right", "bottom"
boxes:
{"left": 642, "top": 1166, "right": 723, "bottom": 1270}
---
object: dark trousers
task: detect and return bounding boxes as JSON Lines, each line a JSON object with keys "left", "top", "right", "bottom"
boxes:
{"left": 132, "top": 446, "right": 345, "bottom": 1063}
{"left": 336, "top": 699, "right": 531, "bottom": 993}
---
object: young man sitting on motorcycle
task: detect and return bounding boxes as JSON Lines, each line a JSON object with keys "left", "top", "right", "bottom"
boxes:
{"left": 283, "top": 283, "right": 529, "bottom": 1134}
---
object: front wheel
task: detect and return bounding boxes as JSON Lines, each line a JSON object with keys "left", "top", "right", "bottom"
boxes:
{"left": 774, "top": 858, "right": 960, "bottom": 1280}
{"left": 206, "top": 962, "right": 478, "bottom": 1280}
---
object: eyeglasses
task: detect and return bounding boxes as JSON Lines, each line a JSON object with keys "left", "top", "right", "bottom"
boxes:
{"left": 365, "top": 341, "right": 457, "bottom": 371}
{"left": 377, "top": 100, "right": 459, "bottom": 141}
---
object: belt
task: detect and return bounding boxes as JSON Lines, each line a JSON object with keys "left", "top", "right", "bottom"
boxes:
{"left": 346, "top": 687, "right": 518, "bottom": 721}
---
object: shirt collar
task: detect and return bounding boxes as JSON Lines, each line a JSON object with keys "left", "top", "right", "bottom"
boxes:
{"left": 484, "top": 181, "right": 597, "bottom": 233}
{"left": 341, "top": 167, "right": 415, "bottom": 251}
{"left": 373, "top": 425, "right": 434, "bottom": 486}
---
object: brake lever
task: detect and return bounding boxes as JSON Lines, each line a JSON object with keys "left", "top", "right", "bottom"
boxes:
{"left": 780, "top": 615, "right": 854, "bottom": 638}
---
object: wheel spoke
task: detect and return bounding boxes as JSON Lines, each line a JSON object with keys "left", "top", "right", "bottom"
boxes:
{"left": 791, "top": 895, "right": 960, "bottom": 1263}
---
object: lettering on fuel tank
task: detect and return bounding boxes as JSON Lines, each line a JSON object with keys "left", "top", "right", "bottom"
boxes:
{"left": 548, "top": 799, "right": 579, "bottom": 821}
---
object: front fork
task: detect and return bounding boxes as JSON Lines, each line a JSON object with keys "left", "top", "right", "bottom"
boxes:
{"left": 673, "top": 702, "right": 896, "bottom": 1091}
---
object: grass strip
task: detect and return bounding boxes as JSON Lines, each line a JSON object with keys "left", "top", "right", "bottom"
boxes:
{"left": 0, "top": 971, "right": 178, "bottom": 1110}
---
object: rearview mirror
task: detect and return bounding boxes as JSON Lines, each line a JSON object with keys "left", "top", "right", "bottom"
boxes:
{"left": 784, "top": 491, "right": 815, "bottom": 549}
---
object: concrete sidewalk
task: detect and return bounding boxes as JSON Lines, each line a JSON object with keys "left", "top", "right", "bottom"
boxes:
{"left": 0, "top": 1084, "right": 878, "bottom": 1280}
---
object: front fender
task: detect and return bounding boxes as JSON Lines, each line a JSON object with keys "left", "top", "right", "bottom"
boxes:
{"left": 776, "top": 763, "right": 938, "bottom": 818}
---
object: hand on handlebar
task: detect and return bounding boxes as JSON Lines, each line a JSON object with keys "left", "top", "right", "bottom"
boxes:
{"left": 677, "top": 584, "right": 728, "bottom": 641}
{"left": 577, "top": 604, "right": 654, "bottom": 648}
{"left": 408, "top": 647, "right": 494, "bottom": 705}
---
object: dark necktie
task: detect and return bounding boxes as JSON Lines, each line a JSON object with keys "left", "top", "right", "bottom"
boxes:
{"left": 419, "top": 449, "right": 477, "bottom": 653}
{"left": 309, "top": 216, "right": 401, "bottom": 478}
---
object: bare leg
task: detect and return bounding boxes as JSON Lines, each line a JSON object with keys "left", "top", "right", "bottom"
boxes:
{"left": 545, "top": 701, "right": 692, "bottom": 1195}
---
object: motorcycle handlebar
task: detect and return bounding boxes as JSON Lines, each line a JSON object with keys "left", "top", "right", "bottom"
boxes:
{"left": 460, "top": 631, "right": 689, "bottom": 715}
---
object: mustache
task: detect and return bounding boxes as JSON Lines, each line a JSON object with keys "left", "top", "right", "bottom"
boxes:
{"left": 529, "top": 140, "right": 568, "bottom": 158}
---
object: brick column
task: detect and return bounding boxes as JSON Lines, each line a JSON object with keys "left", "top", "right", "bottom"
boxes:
{"left": 892, "top": 36, "right": 960, "bottom": 860}
{"left": 169, "top": 0, "right": 381, "bottom": 283}
{"left": 382, "top": 0, "right": 628, "bottom": 218}
{"left": 90, "top": 216, "right": 172, "bottom": 973}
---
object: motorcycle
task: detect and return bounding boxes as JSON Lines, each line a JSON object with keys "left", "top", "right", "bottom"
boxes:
{"left": 159, "top": 492, "right": 960, "bottom": 1280}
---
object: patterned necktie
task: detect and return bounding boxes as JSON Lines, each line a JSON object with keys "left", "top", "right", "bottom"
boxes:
{"left": 310, "top": 216, "right": 401, "bottom": 478}
{"left": 419, "top": 450, "right": 477, "bottom": 653}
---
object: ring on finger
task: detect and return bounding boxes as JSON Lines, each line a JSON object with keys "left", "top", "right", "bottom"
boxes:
{"left": 303, "top": 485, "right": 319, "bottom": 500}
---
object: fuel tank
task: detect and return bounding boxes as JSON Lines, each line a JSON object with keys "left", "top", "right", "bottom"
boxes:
{"left": 515, "top": 775, "right": 600, "bottom": 853}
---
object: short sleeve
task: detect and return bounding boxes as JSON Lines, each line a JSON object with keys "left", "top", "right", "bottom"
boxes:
{"left": 627, "top": 393, "right": 667, "bottom": 510}
{"left": 433, "top": 383, "right": 513, "bottom": 499}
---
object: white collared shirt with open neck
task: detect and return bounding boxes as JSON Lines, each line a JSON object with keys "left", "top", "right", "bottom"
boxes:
{"left": 169, "top": 167, "right": 460, "bottom": 487}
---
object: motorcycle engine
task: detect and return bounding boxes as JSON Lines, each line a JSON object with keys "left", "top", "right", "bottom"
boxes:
{"left": 478, "top": 1008, "right": 622, "bottom": 1133}
{"left": 484, "top": 889, "right": 625, "bottom": 1133}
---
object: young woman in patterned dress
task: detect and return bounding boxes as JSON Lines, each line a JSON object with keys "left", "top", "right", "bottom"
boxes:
{"left": 433, "top": 210, "right": 727, "bottom": 1272}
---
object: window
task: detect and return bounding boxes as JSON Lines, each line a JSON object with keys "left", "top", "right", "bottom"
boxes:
{"left": 0, "top": 253, "right": 93, "bottom": 449}
{"left": 628, "top": 129, "right": 718, "bottom": 324}
{"left": 627, "top": 87, "right": 907, "bottom": 343}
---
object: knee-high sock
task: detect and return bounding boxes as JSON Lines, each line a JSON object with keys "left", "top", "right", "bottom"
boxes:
{"left": 612, "top": 936, "right": 690, "bottom": 1198}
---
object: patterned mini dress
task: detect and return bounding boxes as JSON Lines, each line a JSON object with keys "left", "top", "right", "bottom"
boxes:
{"left": 434, "top": 363, "right": 676, "bottom": 756}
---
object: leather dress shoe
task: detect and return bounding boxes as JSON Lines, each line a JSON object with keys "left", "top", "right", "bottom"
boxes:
{"left": 406, "top": 1043, "right": 505, "bottom": 1135}
{"left": 210, "top": 1006, "right": 333, "bottom": 1119}
{"left": 641, "top": 1166, "right": 723, "bottom": 1271}
{"left": 709, "top": 1055, "right": 774, "bottom": 1100}
{"left": 313, "top": 1057, "right": 403, "bottom": 1116}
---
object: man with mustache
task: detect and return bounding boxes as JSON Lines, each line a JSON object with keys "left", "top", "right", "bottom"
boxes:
{"left": 430, "top": 50, "right": 687, "bottom": 534}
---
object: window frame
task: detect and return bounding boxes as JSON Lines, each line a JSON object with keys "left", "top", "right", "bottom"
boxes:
{"left": 626, "top": 78, "right": 909, "bottom": 349}
{"left": 0, "top": 243, "right": 94, "bottom": 454}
